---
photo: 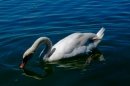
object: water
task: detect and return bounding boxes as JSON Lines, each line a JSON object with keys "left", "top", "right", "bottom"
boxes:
{"left": 0, "top": 0, "right": 130, "bottom": 86}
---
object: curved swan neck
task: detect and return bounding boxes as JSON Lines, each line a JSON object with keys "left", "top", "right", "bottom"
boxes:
{"left": 30, "top": 37, "right": 52, "bottom": 54}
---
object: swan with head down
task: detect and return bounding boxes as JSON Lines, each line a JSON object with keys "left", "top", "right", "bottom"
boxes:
{"left": 20, "top": 27, "right": 105, "bottom": 68}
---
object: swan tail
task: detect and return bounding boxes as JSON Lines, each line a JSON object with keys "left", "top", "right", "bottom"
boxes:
{"left": 97, "top": 27, "right": 105, "bottom": 39}
{"left": 94, "top": 27, "right": 105, "bottom": 40}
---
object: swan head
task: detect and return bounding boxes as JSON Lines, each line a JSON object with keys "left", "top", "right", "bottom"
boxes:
{"left": 20, "top": 48, "right": 34, "bottom": 69}
{"left": 20, "top": 37, "right": 52, "bottom": 68}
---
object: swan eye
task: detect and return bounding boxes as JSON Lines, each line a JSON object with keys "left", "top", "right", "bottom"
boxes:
{"left": 23, "top": 53, "right": 34, "bottom": 62}
{"left": 23, "top": 56, "right": 29, "bottom": 62}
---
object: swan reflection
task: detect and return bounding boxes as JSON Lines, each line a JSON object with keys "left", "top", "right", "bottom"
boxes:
{"left": 22, "top": 49, "right": 105, "bottom": 80}
{"left": 22, "top": 64, "right": 53, "bottom": 80}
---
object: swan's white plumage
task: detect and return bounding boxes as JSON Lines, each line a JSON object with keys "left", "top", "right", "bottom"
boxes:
{"left": 23, "top": 28, "right": 105, "bottom": 62}
{"left": 49, "top": 33, "right": 89, "bottom": 61}
{"left": 47, "top": 29, "right": 104, "bottom": 61}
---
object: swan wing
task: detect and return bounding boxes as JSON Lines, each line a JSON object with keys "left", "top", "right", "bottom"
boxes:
{"left": 48, "top": 33, "right": 97, "bottom": 61}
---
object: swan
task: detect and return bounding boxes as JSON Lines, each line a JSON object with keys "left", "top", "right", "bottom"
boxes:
{"left": 20, "top": 27, "right": 105, "bottom": 68}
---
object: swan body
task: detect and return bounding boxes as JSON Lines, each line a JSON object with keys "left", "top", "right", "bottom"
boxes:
{"left": 49, "top": 33, "right": 97, "bottom": 61}
{"left": 20, "top": 27, "right": 105, "bottom": 68}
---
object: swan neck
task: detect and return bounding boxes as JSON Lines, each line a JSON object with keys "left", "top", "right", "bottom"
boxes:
{"left": 31, "top": 37, "right": 52, "bottom": 54}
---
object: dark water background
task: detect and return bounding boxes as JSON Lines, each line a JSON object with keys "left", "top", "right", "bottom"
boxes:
{"left": 0, "top": 0, "right": 130, "bottom": 86}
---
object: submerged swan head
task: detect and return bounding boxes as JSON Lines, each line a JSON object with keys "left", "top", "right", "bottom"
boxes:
{"left": 20, "top": 37, "right": 52, "bottom": 68}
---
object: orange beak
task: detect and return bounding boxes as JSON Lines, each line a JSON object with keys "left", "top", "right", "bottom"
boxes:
{"left": 20, "top": 61, "right": 26, "bottom": 69}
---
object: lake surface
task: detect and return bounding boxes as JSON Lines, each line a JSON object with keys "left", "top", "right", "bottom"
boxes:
{"left": 0, "top": 0, "right": 130, "bottom": 86}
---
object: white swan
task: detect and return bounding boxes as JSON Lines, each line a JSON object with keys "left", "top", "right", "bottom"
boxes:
{"left": 20, "top": 27, "right": 105, "bottom": 68}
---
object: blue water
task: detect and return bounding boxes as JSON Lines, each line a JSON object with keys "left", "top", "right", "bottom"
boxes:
{"left": 0, "top": 0, "right": 130, "bottom": 86}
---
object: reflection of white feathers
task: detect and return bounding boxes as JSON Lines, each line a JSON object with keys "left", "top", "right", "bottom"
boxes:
{"left": 22, "top": 50, "right": 105, "bottom": 80}
{"left": 22, "top": 73, "right": 42, "bottom": 80}
{"left": 99, "top": 54, "right": 105, "bottom": 61}
{"left": 50, "top": 50, "right": 105, "bottom": 69}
